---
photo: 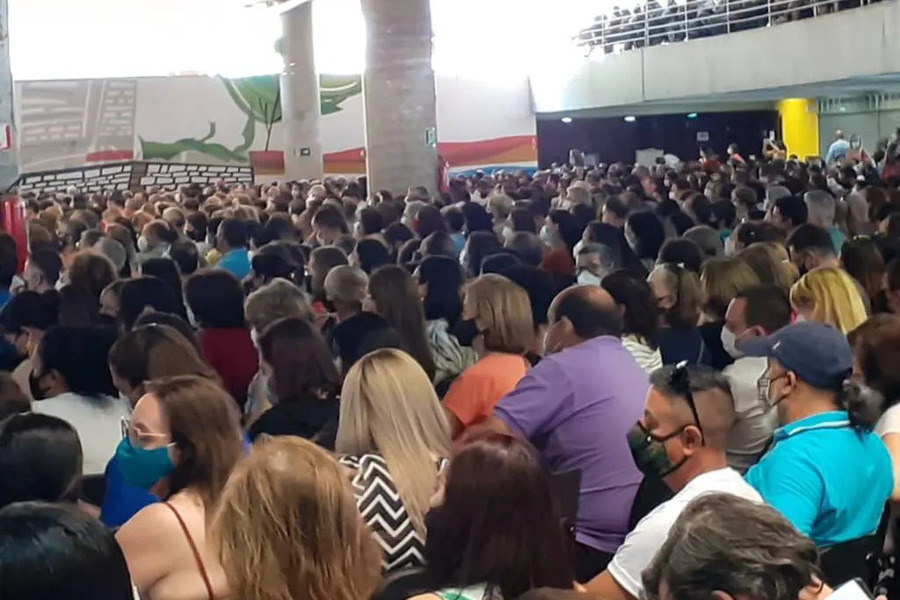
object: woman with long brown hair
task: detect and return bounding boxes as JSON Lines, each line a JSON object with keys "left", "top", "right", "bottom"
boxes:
{"left": 211, "top": 437, "right": 382, "bottom": 600}
{"left": 115, "top": 376, "right": 244, "bottom": 600}
{"left": 414, "top": 433, "right": 574, "bottom": 600}
{"left": 249, "top": 318, "right": 341, "bottom": 448}
{"left": 365, "top": 265, "right": 437, "bottom": 381}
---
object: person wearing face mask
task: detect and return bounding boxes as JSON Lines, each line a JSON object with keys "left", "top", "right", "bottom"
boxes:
{"left": 721, "top": 285, "right": 792, "bottom": 473}
{"left": 442, "top": 274, "right": 532, "bottom": 439}
{"left": 576, "top": 243, "right": 617, "bottom": 287}
{"left": 478, "top": 285, "right": 648, "bottom": 582}
{"left": 138, "top": 220, "right": 177, "bottom": 264}
{"left": 115, "top": 376, "right": 243, "bottom": 600}
{"left": 0, "top": 291, "right": 58, "bottom": 402}
{"left": 585, "top": 363, "right": 761, "bottom": 600}
{"left": 743, "top": 321, "right": 892, "bottom": 547}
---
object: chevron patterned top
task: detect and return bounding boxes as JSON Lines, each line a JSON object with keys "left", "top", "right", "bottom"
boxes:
{"left": 340, "top": 453, "right": 426, "bottom": 573}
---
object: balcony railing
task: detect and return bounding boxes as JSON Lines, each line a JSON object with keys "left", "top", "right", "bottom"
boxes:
{"left": 575, "top": 0, "right": 883, "bottom": 54}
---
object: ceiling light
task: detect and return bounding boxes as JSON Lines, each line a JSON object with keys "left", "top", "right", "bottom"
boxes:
{"left": 687, "top": 112, "right": 698, "bottom": 119}
{"left": 624, "top": 115, "right": 636, "bottom": 123}
{"left": 561, "top": 117, "right": 573, "bottom": 124}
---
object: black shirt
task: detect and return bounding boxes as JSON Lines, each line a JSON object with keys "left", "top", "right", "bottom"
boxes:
{"left": 248, "top": 396, "right": 339, "bottom": 451}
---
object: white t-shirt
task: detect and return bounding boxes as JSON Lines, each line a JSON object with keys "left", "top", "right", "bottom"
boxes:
{"left": 607, "top": 467, "right": 763, "bottom": 597}
{"left": 722, "top": 356, "right": 778, "bottom": 473}
{"left": 32, "top": 392, "right": 131, "bottom": 475}
{"left": 876, "top": 403, "right": 900, "bottom": 438}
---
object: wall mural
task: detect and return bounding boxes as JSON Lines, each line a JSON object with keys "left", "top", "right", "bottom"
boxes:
{"left": 15, "top": 73, "right": 535, "bottom": 177}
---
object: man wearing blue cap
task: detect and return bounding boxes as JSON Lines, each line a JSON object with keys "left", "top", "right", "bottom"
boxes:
{"left": 743, "top": 321, "right": 892, "bottom": 547}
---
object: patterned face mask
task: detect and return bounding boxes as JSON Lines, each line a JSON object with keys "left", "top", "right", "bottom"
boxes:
{"left": 626, "top": 420, "right": 689, "bottom": 479}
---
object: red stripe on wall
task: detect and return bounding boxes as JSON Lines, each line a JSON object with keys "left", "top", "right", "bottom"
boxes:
{"left": 323, "top": 135, "right": 536, "bottom": 174}
{"left": 86, "top": 150, "right": 134, "bottom": 162}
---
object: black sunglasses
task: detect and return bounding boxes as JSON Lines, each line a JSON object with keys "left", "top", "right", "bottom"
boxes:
{"left": 669, "top": 360, "right": 705, "bottom": 442}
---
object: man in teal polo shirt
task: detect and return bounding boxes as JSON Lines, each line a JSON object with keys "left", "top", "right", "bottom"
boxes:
{"left": 744, "top": 321, "right": 892, "bottom": 547}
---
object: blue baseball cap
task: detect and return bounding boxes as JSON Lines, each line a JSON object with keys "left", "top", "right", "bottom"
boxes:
{"left": 742, "top": 321, "right": 853, "bottom": 390}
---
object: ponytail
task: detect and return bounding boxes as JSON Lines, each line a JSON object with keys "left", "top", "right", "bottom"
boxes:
{"left": 837, "top": 378, "right": 883, "bottom": 431}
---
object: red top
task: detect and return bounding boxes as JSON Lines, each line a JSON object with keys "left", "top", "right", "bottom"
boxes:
{"left": 541, "top": 246, "right": 575, "bottom": 276}
{"left": 198, "top": 327, "right": 258, "bottom": 409}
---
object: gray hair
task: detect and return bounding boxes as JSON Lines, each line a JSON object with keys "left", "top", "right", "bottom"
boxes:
{"left": 577, "top": 242, "right": 619, "bottom": 271}
{"left": 324, "top": 265, "right": 368, "bottom": 305}
{"left": 804, "top": 189, "right": 836, "bottom": 227}
{"left": 642, "top": 494, "right": 821, "bottom": 600}
{"left": 683, "top": 225, "right": 723, "bottom": 259}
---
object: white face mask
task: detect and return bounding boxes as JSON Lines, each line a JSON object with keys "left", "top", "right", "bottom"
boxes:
{"left": 250, "top": 327, "right": 261, "bottom": 349}
{"left": 137, "top": 236, "right": 150, "bottom": 253}
{"left": 502, "top": 226, "right": 514, "bottom": 242}
{"left": 720, "top": 326, "right": 742, "bottom": 359}
{"left": 577, "top": 270, "right": 602, "bottom": 287}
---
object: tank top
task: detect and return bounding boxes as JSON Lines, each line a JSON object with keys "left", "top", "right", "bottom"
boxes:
{"left": 163, "top": 502, "right": 215, "bottom": 600}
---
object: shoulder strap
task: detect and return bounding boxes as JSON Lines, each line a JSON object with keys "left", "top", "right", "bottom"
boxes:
{"left": 163, "top": 502, "right": 215, "bottom": 600}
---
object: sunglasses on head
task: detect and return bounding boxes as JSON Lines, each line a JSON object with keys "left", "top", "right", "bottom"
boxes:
{"left": 669, "top": 360, "right": 704, "bottom": 440}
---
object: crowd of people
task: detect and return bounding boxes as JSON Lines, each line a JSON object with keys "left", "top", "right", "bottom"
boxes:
{"left": 576, "top": 0, "right": 881, "bottom": 53}
{"left": 1, "top": 136, "right": 900, "bottom": 600}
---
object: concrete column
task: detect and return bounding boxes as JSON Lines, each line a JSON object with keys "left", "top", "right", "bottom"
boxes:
{"left": 279, "top": 0, "right": 323, "bottom": 181}
{"left": 361, "top": 0, "right": 439, "bottom": 198}
{"left": 0, "top": 0, "right": 18, "bottom": 190}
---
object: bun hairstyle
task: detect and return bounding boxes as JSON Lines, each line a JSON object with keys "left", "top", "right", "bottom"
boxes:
{"left": 838, "top": 377, "right": 883, "bottom": 431}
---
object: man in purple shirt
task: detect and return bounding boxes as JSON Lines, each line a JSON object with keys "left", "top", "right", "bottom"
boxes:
{"left": 485, "top": 285, "right": 649, "bottom": 582}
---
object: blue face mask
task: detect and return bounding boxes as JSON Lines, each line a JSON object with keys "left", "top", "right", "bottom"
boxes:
{"left": 115, "top": 437, "right": 175, "bottom": 491}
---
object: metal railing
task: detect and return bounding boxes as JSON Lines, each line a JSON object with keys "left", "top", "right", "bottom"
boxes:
{"left": 575, "top": 0, "right": 884, "bottom": 53}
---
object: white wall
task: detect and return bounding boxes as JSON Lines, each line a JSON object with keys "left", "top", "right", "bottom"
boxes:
{"left": 531, "top": 1, "right": 900, "bottom": 113}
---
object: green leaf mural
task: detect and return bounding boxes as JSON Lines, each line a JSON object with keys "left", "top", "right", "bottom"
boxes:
{"left": 321, "top": 74, "right": 362, "bottom": 116}
{"left": 140, "top": 73, "right": 362, "bottom": 164}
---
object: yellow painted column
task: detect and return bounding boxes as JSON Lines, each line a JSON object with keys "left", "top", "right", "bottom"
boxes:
{"left": 777, "top": 98, "right": 820, "bottom": 159}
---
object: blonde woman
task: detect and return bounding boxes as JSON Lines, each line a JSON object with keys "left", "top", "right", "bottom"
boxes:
{"left": 790, "top": 267, "right": 867, "bottom": 334}
{"left": 736, "top": 242, "right": 798, "bottom": 293}
{"left": 442, "top": 274, "right": 534, "bottom": 438}
{"left": 211, "top": 437, "right": 382, "bottom": 600}
{"left": 337, "top": 348, "right": 451, "bottom": 573}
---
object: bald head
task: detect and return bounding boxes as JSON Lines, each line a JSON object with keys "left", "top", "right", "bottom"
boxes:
{"left": 548, "top": 284, "right": 622, "bottom": 343}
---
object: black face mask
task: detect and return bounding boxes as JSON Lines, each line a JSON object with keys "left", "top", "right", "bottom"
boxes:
{"left": 453, "top": 318, "right": 480, "bottom": 348}
{"left": 322, "top": 298, "right": 337, "bottom": 313}
{"left": 29, "top": 370, "right": 48, "bottom": 401}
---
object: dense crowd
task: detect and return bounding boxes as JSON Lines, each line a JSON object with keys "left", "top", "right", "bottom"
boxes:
{"left": 576, "top": 0, "right": 882, "bottom": 52}
{"left": 1, "top": 132, "right": 900, "bottom": 600}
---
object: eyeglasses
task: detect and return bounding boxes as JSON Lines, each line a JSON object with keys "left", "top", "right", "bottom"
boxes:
{"left": 120, "top": 417, "right": 169, "bottom": 448}
{"left": 669, "top": 360, "right": 705, "bottom": 442}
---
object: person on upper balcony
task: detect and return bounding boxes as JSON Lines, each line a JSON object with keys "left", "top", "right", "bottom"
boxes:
{"left": 825, "top": 130, "right": 851, "bottom": 166}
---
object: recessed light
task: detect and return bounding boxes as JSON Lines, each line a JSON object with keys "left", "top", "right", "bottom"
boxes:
{"left": 561, "top": 117, "right": 573, "bottom": 124}
{"left": 624, "top": 116, "right": 636, "bottom": 123}
{"left": 687, "top": 112, "right": 698, "bottom": 119}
